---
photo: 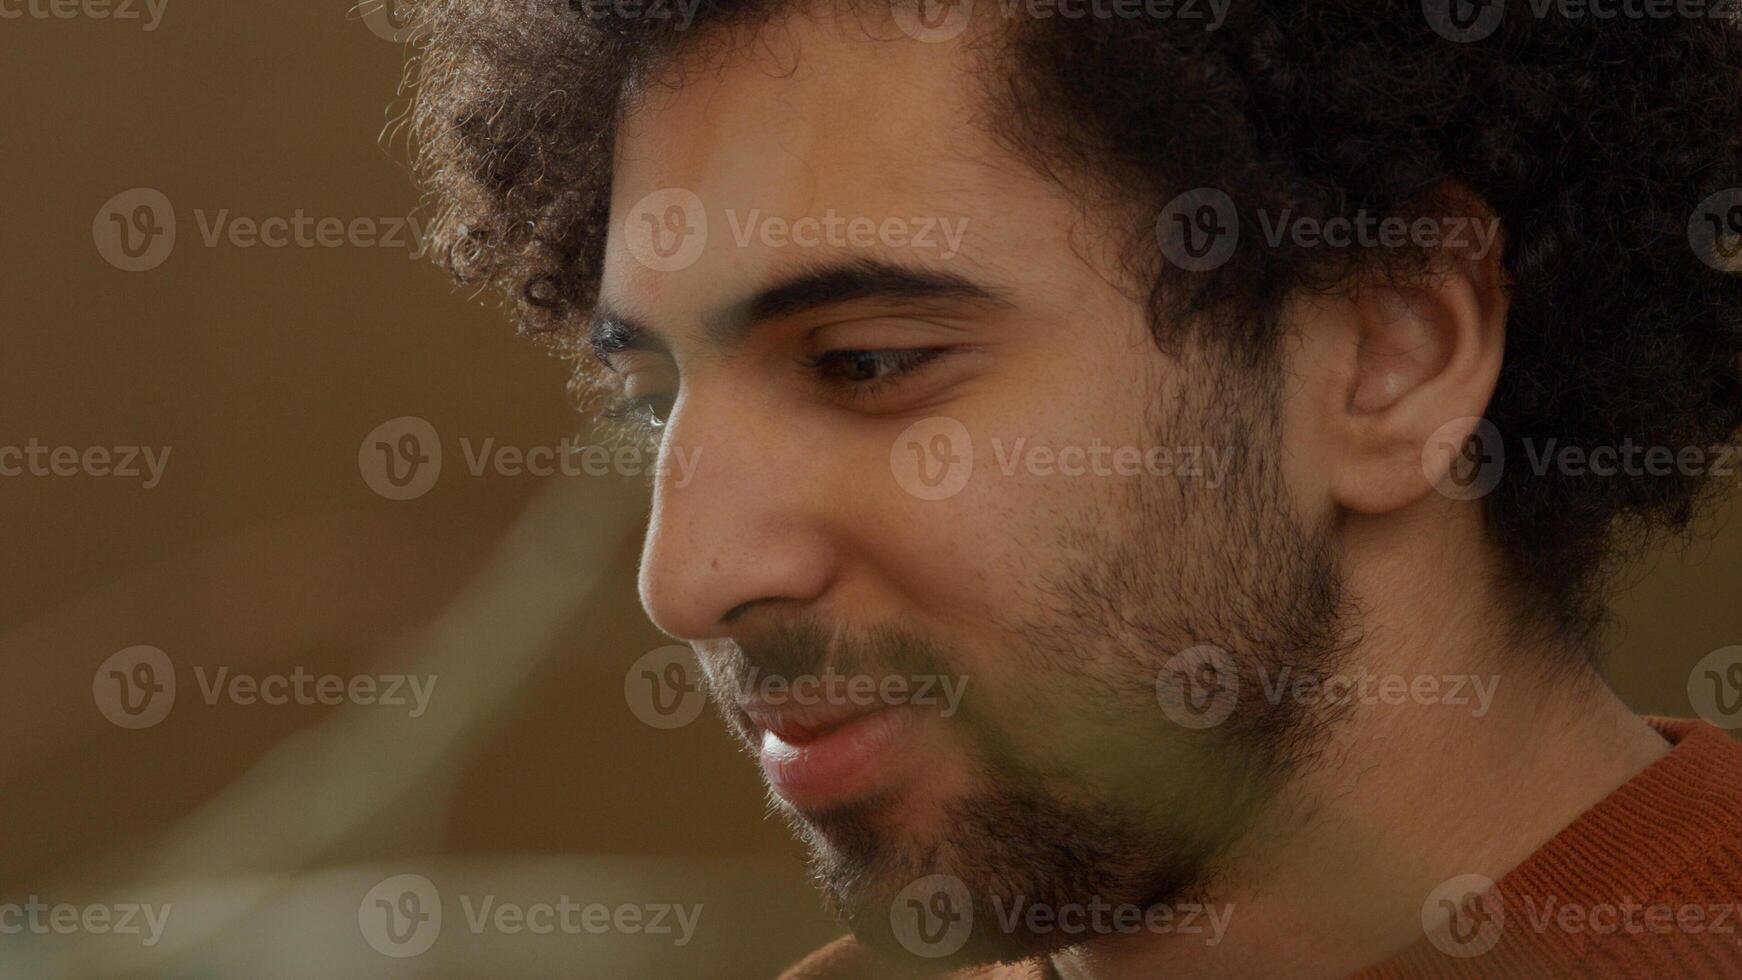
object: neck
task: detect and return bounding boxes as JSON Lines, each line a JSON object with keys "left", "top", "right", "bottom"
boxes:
{"left": 1051, "top": 505, "right": 1670, "bottom": 980}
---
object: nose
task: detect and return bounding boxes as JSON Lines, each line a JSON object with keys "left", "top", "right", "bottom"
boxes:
{"left": 637, "top": 388, "right": 838, "bottom": 642}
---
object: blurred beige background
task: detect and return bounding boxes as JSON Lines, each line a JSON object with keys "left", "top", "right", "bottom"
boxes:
{"left": 1, "top": 2, "right": 1739, "bottom": 977}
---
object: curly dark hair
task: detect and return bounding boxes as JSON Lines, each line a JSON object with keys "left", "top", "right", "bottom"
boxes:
{"left": 397, "top": 0, "right": 1742, "bottom": 646}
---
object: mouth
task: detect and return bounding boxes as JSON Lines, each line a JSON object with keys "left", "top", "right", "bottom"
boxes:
{"left": 742, "top": 698, "right": 926, "bottom": 809}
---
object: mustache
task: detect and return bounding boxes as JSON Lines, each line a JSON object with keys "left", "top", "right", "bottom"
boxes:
{"left": 693, "top": 615, "right": 962, "bottom": 738}
{"left": 699, "top": 615, "right": 956, "bottom": 689}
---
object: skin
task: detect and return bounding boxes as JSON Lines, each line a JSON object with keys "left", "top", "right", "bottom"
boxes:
{"left": 596, "top": 8, "right": 1671, "bottom": 978}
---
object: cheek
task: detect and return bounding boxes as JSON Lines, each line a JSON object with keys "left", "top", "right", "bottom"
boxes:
{"left": 842, "top": 340, "right": 1163, "bottom": 630}
{"left": 844, "top": 410, "right": 1154, "bottom": 662}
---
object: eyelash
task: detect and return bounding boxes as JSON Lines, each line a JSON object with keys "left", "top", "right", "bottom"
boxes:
{"left": 601, "top": 391, "right": 675, "bottom": 433}
{"left": 803, "top": 348, "right": 949, "bottom": 398}
{"left": 602, "top": 348, "right": 951, "bottom": 432}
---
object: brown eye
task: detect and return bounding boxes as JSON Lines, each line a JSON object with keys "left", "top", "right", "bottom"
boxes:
{"left": 603, "top": 391, "right": 674, "bottom": 431}
{"left": 810, "top": 349, "right": 945, "bottom": 387}
{"left": 839, "top": 351, "right": 883, "bottom": 382}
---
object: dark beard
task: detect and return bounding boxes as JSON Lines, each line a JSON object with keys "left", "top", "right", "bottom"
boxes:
{"left": 703, "top": 351, "right": 1354, "bottom": 970}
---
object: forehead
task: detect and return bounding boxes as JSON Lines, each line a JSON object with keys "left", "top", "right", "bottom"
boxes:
{"left": 601, "top": 13, "right": 1085, "bottom": 338}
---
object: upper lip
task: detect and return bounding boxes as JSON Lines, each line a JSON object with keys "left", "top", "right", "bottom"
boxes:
{"left": 739, "top": 696, "right": 885, "bottom": 744}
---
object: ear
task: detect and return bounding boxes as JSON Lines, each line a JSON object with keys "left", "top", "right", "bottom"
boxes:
{"left": 1306, "top": 217, "right": 1509, "bottom": 516}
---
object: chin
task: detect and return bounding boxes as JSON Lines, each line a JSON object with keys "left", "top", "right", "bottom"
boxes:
{"left": 787, "top": 801, "right": 1067, "bottom": 971}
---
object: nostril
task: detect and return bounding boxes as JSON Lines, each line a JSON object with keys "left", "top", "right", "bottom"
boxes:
{"left": 721, "top": 599, "right": 758, "bottom": 626}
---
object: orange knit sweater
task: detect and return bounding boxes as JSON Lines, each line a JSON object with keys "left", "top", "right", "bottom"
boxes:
{"left": 781, "top": 718, "right": 1742, "bottom": 980}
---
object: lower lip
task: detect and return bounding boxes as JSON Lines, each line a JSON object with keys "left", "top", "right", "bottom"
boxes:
{"left": 759, "top": 707, "right": 922, "bottom": 809}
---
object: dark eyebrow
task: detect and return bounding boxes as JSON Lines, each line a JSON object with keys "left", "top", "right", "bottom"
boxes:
{"left": 589, "top": 257, "right": 1008, "bottom": 364}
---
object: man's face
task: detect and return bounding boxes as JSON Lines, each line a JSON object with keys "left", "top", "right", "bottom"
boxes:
{"left": 600, "top": 11, "right": 1346, "bottom": 964}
